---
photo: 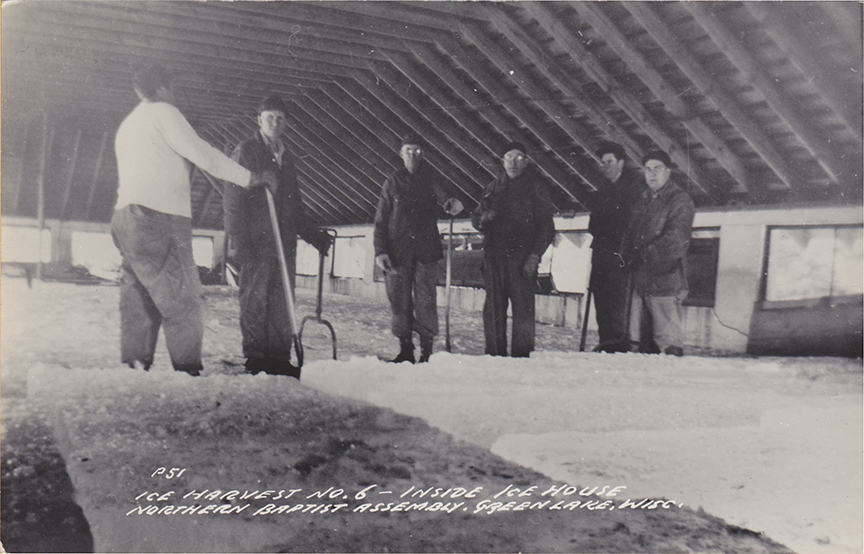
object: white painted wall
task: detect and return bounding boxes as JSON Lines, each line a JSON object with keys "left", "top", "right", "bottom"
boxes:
{"left": 3, "top": 204, "right": 861, "bottom": 353}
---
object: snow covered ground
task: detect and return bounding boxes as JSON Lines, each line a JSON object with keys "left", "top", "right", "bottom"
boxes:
{"left": 304, "top": 352, "right": 862, "bottom": 554}
{"left": 1, "top": 277, "right": 861, "bottom": 553}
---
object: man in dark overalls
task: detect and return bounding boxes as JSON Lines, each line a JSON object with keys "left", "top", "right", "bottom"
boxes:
{"left": 472, "top": 142, "right": 556, "bottom": 358}
{"left": 224, "top": 95, "right": 332, "bottom": 378}
{"left": 373, "top": 133, "right": 463, "bottom": 363}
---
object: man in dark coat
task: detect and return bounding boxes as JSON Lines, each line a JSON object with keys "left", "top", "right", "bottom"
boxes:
{"left": 620, "top": 150, "right": 695, "bottom": 357}
{"left": 587, "top": 142, "right": 645, "bottom": 353}
{"left": 223, "top": 95, "right": 332, "bottom": 378}
{"left": 472, "top": 142, "right": 556, "bottom": 358}
{"left": 374, "top": 133, "right": 463, "bottom": 363}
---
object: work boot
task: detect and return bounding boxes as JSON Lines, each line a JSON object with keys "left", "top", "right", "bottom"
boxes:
{"left": 245, "top": 357, "right": 266, "bottom": 375}
{"left": 390, "top": 336, "right": 415, "bottom": 364}
{"left": 265, "top": 359, "right": 301, "bottom": 380}
{"left": 418, "top": 336, "right": 434, "bottom": 363}
{"left": 663, "top": 345, "right": 684, "bottom": 357}
{"left": 174, "top": 363, "right": 201, "bottom": 377}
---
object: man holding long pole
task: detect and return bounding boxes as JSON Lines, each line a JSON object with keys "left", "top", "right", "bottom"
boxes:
{"left": 374, "top": 133, "right": 463, "bottom": 364}
{"left": 223, "top": 95, "right": 333, "bottom": 378}
{"left": 586, "top": 142, "right": 644, "bottom": 353}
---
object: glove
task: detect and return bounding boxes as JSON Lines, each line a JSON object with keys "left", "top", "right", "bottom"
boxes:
{"left": 443, "top": 198, "right": 464, "bottom": 216}
{"left": 249, "top": 170, "right": 278, "bottom": 194}
{"left": 375, "top": 253, "right": 393, "bottom": 272}
{"left": 480, "top": 208, "right": 496, "bottom": 227}
{"left": 314, "top": 229, "right": 334, "bottom": 254}
{"left": 523, "top": 253, "right": 541, "bottom": 278}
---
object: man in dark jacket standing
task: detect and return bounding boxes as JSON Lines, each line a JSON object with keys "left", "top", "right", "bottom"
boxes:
{"left": 620, "top": 150, "right": 695, "bottom": 356}
{"left": 224, "top": 95, "right": 332, "bottom": 378}
{"left": 587, "top": 142, "right": 645, "bottom": 353}
{"left": 472, "top": 142, "right": 556, "bottom": 358}
{"left": 374, "top": 134, "right": 463, "bottom": 364}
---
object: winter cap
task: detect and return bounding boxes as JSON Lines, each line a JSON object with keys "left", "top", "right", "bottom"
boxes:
{"left": 595, "top": 142, "right": 626, "bottom": 161}
{"left": 257, "top": 95, "right": 290, "bottom": 115}
{"left": 501, "top": 141, "right": 527, "bottom": 157}
{"left": 641, "top": 149, "right": 673, "bottom": 168}
{"left": 400, "top": 133, "right": 425, "bottom": 149}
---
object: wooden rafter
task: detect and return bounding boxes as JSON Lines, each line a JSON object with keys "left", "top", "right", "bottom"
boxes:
{"left": 685, "top": 2, "right": 855, "bottom": 185}
{"left": 622, "top": 2, "right": 807, "bottom": 192}
{"left": 742, "top": 2, "right": 863, "bottom": 142}
{"left": 574, "top": 2, "right": 752, "bottom": 201}
{"left": 520, "top": 2, "right": 721, "bottom": 200}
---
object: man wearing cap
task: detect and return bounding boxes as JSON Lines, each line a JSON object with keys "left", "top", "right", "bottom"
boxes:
{"left": 587, "top": 142, "right": 645, "bottom": 353}
{"left": 374, "top": 134, "right": 464, "bottom": 363}
{"left": 472, "top": 142, "right": 556, "bottom": 358}
{"left": 620, "top": 150, "right": 695, "bottom": 356}
{"left": 112, "top": 64, "right": 277, "bottom": 376}
{"left": 223, "top": 95, "right": 333, "bottom": 378}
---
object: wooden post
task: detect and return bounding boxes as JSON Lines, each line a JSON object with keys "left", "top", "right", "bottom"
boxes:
{"left": 60, "top": 129, "right": 83, "bottom": 218}
{"left": 84, "top": 132, "right": 108, "bottom": 221}
{"left": 36, "top": 114, "right": 53, "bottom": 280}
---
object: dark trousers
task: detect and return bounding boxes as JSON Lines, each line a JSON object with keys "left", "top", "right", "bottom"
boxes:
{"left": 111, "top": 205, "right": 203, "bottom": 372}
{"left": 482, "top": 250, "right": 536, "bottom": 357}
{"left": 238, "top": 253, "right": 296, "bottom": 363}
{"left": 590, "top": 248, "right": 631, "bottom": 347}
{"left": 384, "top": 260, "right": 439, "bottom": 340}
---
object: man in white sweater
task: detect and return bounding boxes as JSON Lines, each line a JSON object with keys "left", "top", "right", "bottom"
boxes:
{"left": 112, "top": 65, "right": 275, "bottom": 376}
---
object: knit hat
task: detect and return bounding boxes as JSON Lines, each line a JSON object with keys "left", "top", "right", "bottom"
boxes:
{"left": 641, "top": 150, "right": 673, "bottom": 167}
{"left": 257, "top": 95, "right": 290, "bottom": 115}
{"left": 501, "top": 141, "right": 527, "bottom": 157}
{"left": 400, "top": 132, "right": 425, "bottom": 149}
{"left": 595, "top": 142, "right": 626, "bottom": 161}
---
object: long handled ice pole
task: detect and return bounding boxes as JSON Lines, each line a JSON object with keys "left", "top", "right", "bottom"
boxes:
{"left": 445, "top": 216, "right": 455, "bottom": 353}
{"left": 265, "top": 187, "right": 304, "bottom": 369}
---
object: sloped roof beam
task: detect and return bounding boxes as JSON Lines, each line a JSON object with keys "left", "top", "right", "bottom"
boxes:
{"left": 742, "top": 2, "right": 863, "bottom": 142}
{"left": 524, "top": 2, "right": 723, "bottom": 199}
{"left": 685, "top": 2, "right": 855, "bottom": 185}
{"left": 347, "top": 69, "right": 489, "bottom": 201}
{"left": 622, "top": 2, "right": 811, "bottom": 192}
{"left": 574, "top": 2, "right": 754, "bottom": 201}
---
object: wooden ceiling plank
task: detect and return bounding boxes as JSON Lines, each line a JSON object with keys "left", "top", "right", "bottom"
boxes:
{"left": 371, "top": 53, "right": 499, "bottom": 189}
{"left": 293, "top": 95, "right": 393, "bottom": 194}
{"left": 212, "top": 118, "right": 363, "bottom": 224}
{"left": 622, "top": 2, "right": 809, "bottom": 192}
{"left": 193, "top": 170, "right": 217, "bottom": 228}
{"left": 574, "top": 2, "right": 755, "bottom": 200}
{"left": 435, "top": 30, "right": 592, "bottom": 207}
{"left": 31, "top": 4, "right": 381, "bottom": 74}
{"left": 523, "top": 3, "right": 720, "bottom": 200}
{"left": 345, "top": 70, "right": 490, "bottom": 201}
{"left": 412, "top": 43, "right": 521, "bottom": 145}
{"left": 686, "top": 2, "right": 854, "bottom": 185}
{"left": 282, "top": 116, "right": 382, "bottom": 217}
{"left": 486, "top": 9, "right": 639, "bottom": 154}
{"left": 457, "top": 22, "right": 604, "bottom": 184}
{"left": 291, "top": 153, "right": 374, "bottom": 224}
{"left": 220, "top": 115, "right": 362, "bottom": 225}
{"left": 742, "top": 2, "right": 863, "bottom": 141}
{"left": 288, "top": 100, "right": 385, "bottom": 203}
